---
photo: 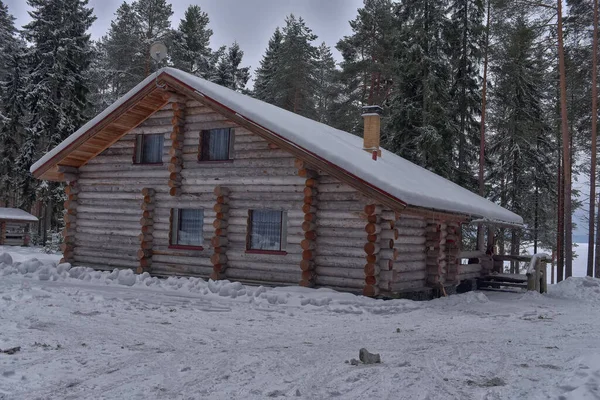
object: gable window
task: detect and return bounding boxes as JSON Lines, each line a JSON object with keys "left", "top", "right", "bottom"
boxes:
{"left": 134, "top": 134, "right": 164, "bottom": 164}
{"left": 199, "top": 128, "right": 234, "bottom": 161}
{"left": 247, "top": 210, "right": 287, "bottom": 253}
{"left": 170, "top": 209, "right": 204, "bottom": 248}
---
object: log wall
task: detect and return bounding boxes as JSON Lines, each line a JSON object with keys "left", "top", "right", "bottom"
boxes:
{"left": 72, "top": 95, "right": 465, "bottom": 296}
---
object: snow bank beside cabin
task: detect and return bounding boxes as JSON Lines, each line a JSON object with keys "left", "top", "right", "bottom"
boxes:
{"left": 0, "top": 252, "right": 490, "bottom": 314}
{"left": 547, "top": 276, "right": 600, "bottom": 302}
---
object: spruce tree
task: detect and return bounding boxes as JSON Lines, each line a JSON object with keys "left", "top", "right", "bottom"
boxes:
{"left": 446, "top": 0, "right": 485, "bottom": 188}
{"left": 487, "top": 17, "right": 556, "bottom": 262}
{"left": 171, "top": 5, "right": 214, "bottom": 78}
{"left": 19, "top": 0, "right": 95, "bottom": 227}
{"left": 254, "top": 27, "right": 284, "bottom": 104}
{"left": 255, "top": 15, "right": 318, "bottom": 117}
{"left": 313, "top": 43, "right": 340, "bottom": 124}
{"left": 0, "top": 2, "right": 25, "bottom": 206}
{"left": 387, "top": 0, "right": 456, "bottom": 178}
{"left": 213, "top": 42, "right": 250, "bottom": 91}
{"left": 336, "top": 0, "right": 396, "bottom": 133}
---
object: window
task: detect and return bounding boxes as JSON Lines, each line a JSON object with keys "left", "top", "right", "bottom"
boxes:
{"left": 199, "top": 128, "right": 234, "bottom": 161}
{"left": 135, "top": 134, "right": 164, "bottom": 164}
{"left": 170, "top": 209, "right": 204, "bottom": 248}
{"left": 247, "top": 210, "right": 287, "bottom": 252}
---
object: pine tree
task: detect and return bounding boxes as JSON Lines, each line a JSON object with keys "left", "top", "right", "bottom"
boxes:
{"left": 213, "top": 42, "right": 250, "bottom": 91}
{"left": 18, "top": 0, "right": 95, "bottom": 231}
{"left": 487, "top": 17, "right": 556, "bottom": 263}
{"left": 254, "top": 27, "right": 284, "bottom": 104}
{"left": 387, "top": 0, "right": 456, "bottom": 178}
{"left": 171, "top": 5, "right": 214, "bottom": 78}
{"left": 134, "top": 0, "right": 173, "bottom": 76}
{"left": 100, "top": 2, "right": 144, "bottom": 100}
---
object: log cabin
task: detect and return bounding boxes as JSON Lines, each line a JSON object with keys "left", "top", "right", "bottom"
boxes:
{"left": 0, "top": 208, "right": 38, "bottom": 246}
{"left": 30, "top": 68, "right": 523, "bottom": 298}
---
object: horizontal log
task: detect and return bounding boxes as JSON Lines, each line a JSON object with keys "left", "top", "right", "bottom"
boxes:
{"left": 314, "top": 275, "right": 365, "bottom": 290}
{"left": 392, "top": 261, "right": 426, "bottom": 272}
{"left": 458, "top": 263, "right": 482, "bottom": 275}
{"left": 315, "top": 266, "right": 364, "bottom": 279}
{"left": 390, "top": 280, "right": 427, "bottom": 292}
{"left": 396, "top": 218, "right": 427, "bottom": 228}
{"left": 225, "top": 268, "right": 299, "bottom": 284}
{"left": 152, "top": 254, "right": 213, "bottom": 267}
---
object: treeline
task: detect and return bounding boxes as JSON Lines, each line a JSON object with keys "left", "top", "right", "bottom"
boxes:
{"left": 0, "top": 0, "right": 597, "bottom": 279}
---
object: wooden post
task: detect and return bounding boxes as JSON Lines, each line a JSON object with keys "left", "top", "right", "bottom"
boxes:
{"left": 168, "top": 102, "right": 185, "bottom": 196}
{"left": 297, "top": 159, "right": 318, "bottom": 287}
{"left": 0, "top": 221, "right": 5, "bottom": 245}
{"left": 377, "top": 209, "right": 397, "bottom": 293}
{"left": 363, "top": 204, "right": 382, "bottom": 297}
{"left": 137, "top": 188, "right": 155, "bottom": 273}
{"left": 60, "top": 172, "right": 79, "bottom": 264}
{"left": 446, "top": 222, "right": 460, "bottom": 283}
{"left": 210, "top": 186, "right": 230, "bottom": 280}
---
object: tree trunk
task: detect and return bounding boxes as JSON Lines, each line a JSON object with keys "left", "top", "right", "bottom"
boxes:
{"left": 557, "top": 145, "right": 564, "bottom": 282}
{"left": 591, "top": 0, "right": 599, "bottom": 277}
{"left": 557, "top": 0, "right": 572, "bottom": 278}
{"left": 477, "top": 0, "right": 492, "bottom": 251}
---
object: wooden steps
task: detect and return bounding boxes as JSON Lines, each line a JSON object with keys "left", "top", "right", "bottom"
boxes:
{"left": 478, "top": 273, "right": 528, "bottom": 291}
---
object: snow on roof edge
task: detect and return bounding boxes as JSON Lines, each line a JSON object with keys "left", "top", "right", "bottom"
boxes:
{"left": 0, "top": 208, "right": 38, "bottom": 222}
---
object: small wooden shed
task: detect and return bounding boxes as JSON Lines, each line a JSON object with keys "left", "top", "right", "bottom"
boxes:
{"left": 0, "top": 208, "right": 38, "bottom": 246}
{"left": 29, "top": 68, "right": 523, "bottom": 298}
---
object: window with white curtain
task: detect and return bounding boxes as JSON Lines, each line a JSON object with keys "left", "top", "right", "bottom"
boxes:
{"left": 199, "top": 128, "right": 234, "bottom": 161}
{"left": 170, "top": 209, "right": 204, "bottom": 247}
{"left": 135, "top": 134, "right": 164, "bottom": 164}
{"left": 247, "top": 210, "right": 287, "bottom": 251}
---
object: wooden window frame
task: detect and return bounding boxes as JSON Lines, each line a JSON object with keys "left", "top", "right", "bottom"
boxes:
{"left": 168, "top": 208, "right": 204, "bottom": 250}
{"left": 198, "top": 128, "right": 235, "bottom": 163}
{"left": 133, "top": 134, "right": 164, "bottom": 165}
{"left": 245, "top": 209, "right": 288, "bottom": 255}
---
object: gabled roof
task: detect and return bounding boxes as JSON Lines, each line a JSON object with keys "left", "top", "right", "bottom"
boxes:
{"left": 31, "top": 67, "right": 523, "bottom": 225}
{"left": 0, "top": 208, "right": 38, "bottom": 223}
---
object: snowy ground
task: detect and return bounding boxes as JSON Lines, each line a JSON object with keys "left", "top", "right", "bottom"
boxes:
{"left": 1, "top": 246, "right": 600, "bottom": 399}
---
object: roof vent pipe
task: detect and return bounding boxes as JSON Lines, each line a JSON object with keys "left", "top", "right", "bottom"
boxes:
{"left": 362, "top": 105, "right": 383, "bottom": 159}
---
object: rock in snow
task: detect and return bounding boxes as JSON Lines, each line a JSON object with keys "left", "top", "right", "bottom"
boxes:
{"left": 359, "top": 348, "right": 381, "bottom": 364}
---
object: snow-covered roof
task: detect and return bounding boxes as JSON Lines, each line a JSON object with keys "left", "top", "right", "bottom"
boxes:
{"left": 31, "top": 67, "right": 523, "bottom": 225}
{"left": 0, "top": 208, "right": 38, "bottom": 222}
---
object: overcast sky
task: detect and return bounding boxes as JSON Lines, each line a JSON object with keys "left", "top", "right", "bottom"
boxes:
{"left": 5, "top": 0, "right": 364, "bottom": 78}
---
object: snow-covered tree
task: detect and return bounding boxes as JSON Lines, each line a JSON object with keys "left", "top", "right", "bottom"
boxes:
{"left": 254, "top": 27, "right": 284, "bottom": 104}
{"left": 171, "top": 5, "right": 215, "bottom": 78}
{"left": 313, "top": 43, "right": 340, "bottom": 124}
{"left": 99, "top": 2, "right": 144, "bottom": 100}
{"left": 213, "top": 42, "right": 250, "bottom": 92}
{"left": 387, "top": 0, "right": 455, "bottom": 179}
{"left": 18, "top": 0, "right": 95, "bottom": 220}
{"left": 446, "top": 0, "right": 485, "bottom": 188}
{"left": 0, "top": 1, "right": 26, "bottom": 206}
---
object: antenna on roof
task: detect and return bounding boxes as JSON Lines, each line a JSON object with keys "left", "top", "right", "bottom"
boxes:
{"left": 150, "top": 42, "right": 168, "bottom": 88}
